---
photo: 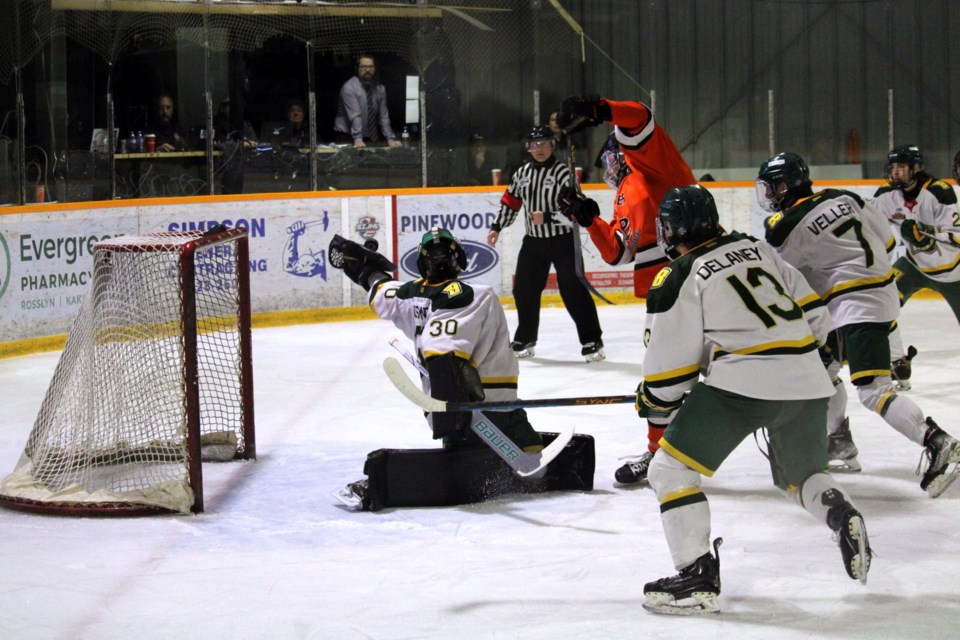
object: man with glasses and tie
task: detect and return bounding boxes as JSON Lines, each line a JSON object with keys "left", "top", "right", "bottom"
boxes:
{"left": 334, "top": 55, "right": 402, "bottom": 148}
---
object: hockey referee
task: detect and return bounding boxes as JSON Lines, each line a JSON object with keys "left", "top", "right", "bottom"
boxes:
{"left": 486, "top": 126, "right": 604, "bottom": 362}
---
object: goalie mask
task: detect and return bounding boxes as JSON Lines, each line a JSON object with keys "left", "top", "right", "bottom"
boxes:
{"left": 886, "top": 145, "right": 924, "bottom": 189}
{"left": 596, "top": 132, "right": 628, "bottom": 189}
{"left": 656, "top": 184, "right": 721, "bottom": 259}
{"left": 756, "top": 152, "right": 812, "bottom": 213}
{"left": 416, "top": 227, "right": 467, "bottom": 281}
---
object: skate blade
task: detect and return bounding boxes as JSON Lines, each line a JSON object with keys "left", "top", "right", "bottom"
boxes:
{"left": 827, "top": 458, "right": 862, "bottom": 473}
{"left": 584, "top": 353, "right": 605, "bottom": 363}
{"left": 926, "top": 445, "right": 960, "bottom": 498}
{"left": 894, "top": 380, "right": 911, "bottom": 391}
{"left": 849, "top": 516, "right": 871, "bottom": 585}
{"left": 642, "top": 591, "right": 720, "bottom": 615}
{"left": 513, "top": 348, "right": 535, "bottom": 359}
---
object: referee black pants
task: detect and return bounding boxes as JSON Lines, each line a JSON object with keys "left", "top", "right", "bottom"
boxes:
{"left": 512, "top": 232, "right": 602, "bottom": 346}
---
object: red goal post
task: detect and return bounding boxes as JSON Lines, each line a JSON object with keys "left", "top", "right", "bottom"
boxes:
{"left": 0, "top": 229, "right": 255, "bottom": 515}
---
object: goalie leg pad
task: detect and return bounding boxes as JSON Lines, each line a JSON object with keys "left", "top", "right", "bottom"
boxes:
{"left": 539, "top": 432, "right": 595, "bottom": 492}
{"left": 360, "top": 432, "right": 595, "bottom": 511}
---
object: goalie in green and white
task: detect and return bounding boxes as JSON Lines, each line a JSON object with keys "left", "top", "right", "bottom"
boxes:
{"left": 328, "top": 227, "right": 594, "bottom": 511}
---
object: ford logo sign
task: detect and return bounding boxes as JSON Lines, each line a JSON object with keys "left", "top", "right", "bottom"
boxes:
{"left": 400, "top": 240, "right": 499, "bottom": 280}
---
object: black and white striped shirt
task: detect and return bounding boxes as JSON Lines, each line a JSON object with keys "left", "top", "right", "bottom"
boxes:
{"left": 493, "top": 156, "right": 573, "bottom": 238}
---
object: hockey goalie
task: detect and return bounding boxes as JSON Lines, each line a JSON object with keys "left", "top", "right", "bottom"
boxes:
{"left": 328, "top": 227, "right": 595, "bottom": 511}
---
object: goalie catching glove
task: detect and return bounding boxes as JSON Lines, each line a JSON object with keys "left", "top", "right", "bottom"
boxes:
{"left": 557, "top": 94, "right": 612, "bottom": 134}
{"left": 558, "top": 184, "right": 600, "bottom": 227}
{"left": 900, "top": 219, "right": 937, "bottom": 252}
{"left": 328, "top": 234, "right": 397, "bottom": 291}
{"left": 636, "top": 380, "right": 684, "bottom": 420}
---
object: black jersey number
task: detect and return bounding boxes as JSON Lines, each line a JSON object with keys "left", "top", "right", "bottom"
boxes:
{"left": 427, "top": 318, "right": 459, "bottom": 337}
{"left": 832, "top": 218, "right": 874, "bottom": 268}
{"left": 726, "top": 267, "right": 803, "bottom": 328}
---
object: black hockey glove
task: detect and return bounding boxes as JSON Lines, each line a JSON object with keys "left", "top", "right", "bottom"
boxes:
{"left": 426, "top": 353, "right": 485, "bottom": 440}
{"left": 635, "top": 381, "right": 683, "bottom": 420}
{"left": 901, "top": 219, "right": 937, "bottom": 252}
{"left": 557, "top": 94, "right": 612, "bottom": 133}
{"left": 558, "top": 184, "right": 600, "bottom": 227}
{"left": 328, "top": 234, "right": 397, "bottom": 291}
{"left": 818, "top": 345, "right": 837, "bottom": 370}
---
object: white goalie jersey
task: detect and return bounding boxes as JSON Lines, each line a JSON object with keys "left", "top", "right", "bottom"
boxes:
{"left": 642, "top": 231, "right": 835, "bottom": 404}
{"left": 371, "top": 277, "right": 520, "bottom": 406}
{"left": 764, "top": 188, "right": 899, "bottom": 329}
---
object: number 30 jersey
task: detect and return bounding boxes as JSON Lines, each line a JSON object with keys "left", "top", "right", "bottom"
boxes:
{"left": 372, "top": 277, "right": 520, "bottom": 404}
{"left": 643, "top": 232, "right": 835, "bottom": 404}
{"left": 764, "top": 188, "right": 899, "bottom": 330}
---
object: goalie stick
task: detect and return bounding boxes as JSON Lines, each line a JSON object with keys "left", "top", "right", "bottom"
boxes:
{"left": 385, "top": 340, "right": 573, "bottom": 476}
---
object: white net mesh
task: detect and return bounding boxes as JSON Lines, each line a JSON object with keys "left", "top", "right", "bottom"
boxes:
{"left": 0, "top": 230, "right": 253, "bottom": 514}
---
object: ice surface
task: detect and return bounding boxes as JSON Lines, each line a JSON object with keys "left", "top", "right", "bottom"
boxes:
{"left": 2, "top": 300, "right": 959, "bottom": 639}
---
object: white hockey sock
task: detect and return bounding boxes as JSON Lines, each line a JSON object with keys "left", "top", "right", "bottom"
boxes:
{"left": 856, "top": 377, "right": 927, "bottom": 444}
{"left": 648, "top": 450, "right": 712, "bottom": 569}
{"left": 827, "top": 377, "right": 848, "bottom": 435}
{"left": 799, "top": 472, "right": 854, "bottom": 525}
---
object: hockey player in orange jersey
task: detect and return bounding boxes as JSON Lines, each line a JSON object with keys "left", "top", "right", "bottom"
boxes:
{"left": 557, "top": 95, "right": 695, "bottom": 487}
{"left": 557, "top": 95, "right": 695, "bottom": 299}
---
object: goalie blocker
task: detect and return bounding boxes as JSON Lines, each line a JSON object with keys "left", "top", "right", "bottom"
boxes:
{"left": 357, "top": 432, "right": 595, "bottom": 512}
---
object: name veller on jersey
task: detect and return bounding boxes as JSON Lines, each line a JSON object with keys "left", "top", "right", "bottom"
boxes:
{"left": 696, "top": 247, "right": 762, "bottom": 281}
{"left": 807, "top": 202, "right": 855, "bottom": 235}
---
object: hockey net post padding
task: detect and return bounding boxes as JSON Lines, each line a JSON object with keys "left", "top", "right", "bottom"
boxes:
{"left": 0, "top": 229, "right": 255, "bottom": 516}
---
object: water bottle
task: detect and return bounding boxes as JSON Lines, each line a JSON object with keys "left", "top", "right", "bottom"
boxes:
{"left": 136, "top": 131, "right": 144, "bottom": 153}
{"left": 401, "top": 126, "right": 410, "bottom": 148}
{"left": 126, "top": 131, "right": 137, "bottom": 153}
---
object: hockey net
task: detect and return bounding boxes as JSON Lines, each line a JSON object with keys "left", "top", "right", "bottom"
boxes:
{"left": 0, "top": 228, "right": 255, "bottom": 515}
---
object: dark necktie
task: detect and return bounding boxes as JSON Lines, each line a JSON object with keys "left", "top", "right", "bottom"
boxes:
{"left": 365, "top": 86, "right": 379, "bottom": 142}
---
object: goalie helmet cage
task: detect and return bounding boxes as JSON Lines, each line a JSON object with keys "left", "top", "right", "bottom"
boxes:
{"left": 0, "top": 229, "right": 255, "bottom": 516}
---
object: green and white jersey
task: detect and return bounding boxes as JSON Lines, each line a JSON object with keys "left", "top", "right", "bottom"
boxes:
{"left": 372, "top": 278, "right": 519, "bottom": 404}
{"left": 643, "top": 232, "right": 834, "bottom": 404}
{"left": 765, "top": 188, "right": 899, "bottom": 329}
{"left": 872, "top": 178, "right": 960, "bottom": 283}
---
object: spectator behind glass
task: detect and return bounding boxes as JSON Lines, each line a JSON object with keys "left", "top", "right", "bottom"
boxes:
{"left": 333, "top": 55, "right": 401, "bottom": 148}
{"left": 280, "top": 98, "right": 310, "bottom": 148}
{"left": 465, "top": 134, "right": 492, "bottom": 185}
{"left": 146, "top": 93, "right": 190, "bottom": 152}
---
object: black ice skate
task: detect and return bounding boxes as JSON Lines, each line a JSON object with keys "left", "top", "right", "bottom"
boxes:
{"left": 827, "top": 418, "right": 861, "bottom": 473}
{"left": 614, "top": 451, "right": 654, "bottom": 485}
{"left": 581, "top": 340, "right": 605, "bottom": 363}
{"left": 919, "top": 418, "right": 960, "bottom": 498}
{"left": 333, "top": 479, "right": 371, "bottom": 511}
{"left": 510, "top": 340, "right": 536, "bottom": 359}
{"left": 891, "top": 345, "right": 917, "bottom": 391}
{"left": 823, "top": 489, "right": 871, "bottom": 584}
{"left": 643, "top": 538, "right": 723, "bottom": 615}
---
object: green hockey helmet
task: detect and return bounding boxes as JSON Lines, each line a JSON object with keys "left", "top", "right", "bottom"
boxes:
{"left": 416, "top": 227, "right": 467, "bottom": 280}
{"left": 886, "top": 145, "right": 924, "bottom": 189}
{"left": 656, "top": 184, "right": 721, "bottom": 259}
{"left": 755, "top": 152, "right": 812, "bottom": 213}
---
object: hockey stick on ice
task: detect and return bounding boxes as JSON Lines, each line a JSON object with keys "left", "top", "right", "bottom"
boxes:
{"left": 384, "top": 356, "right": 633, "bottom": 412}
{"left": 384, "top": 345, "right": 573, "bottom": 476}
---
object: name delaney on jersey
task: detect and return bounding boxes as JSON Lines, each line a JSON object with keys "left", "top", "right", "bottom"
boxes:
{"left": 695, "top": 246, "right": 763, "bottom": 281}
